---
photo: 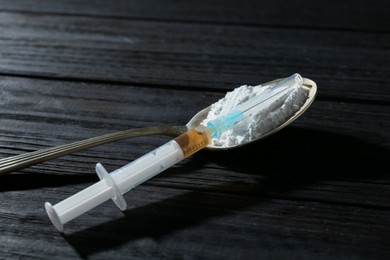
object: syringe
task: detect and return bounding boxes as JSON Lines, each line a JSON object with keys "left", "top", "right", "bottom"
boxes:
{"left": 45, "top": 126, "right": 213, "bottom": 232}
{"left": 45, "top": 73, "right": 303, "bottom": 232}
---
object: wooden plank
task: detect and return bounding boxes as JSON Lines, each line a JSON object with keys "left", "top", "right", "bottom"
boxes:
{"left": 0, "top": 76, "right": 389, "bottom": 203}
{"left": 0, "top": 185, "right": 389, "bottom": 258}
{"left": 0, "top": 0, "right": 388, "bottom": 32}
{"left": 0, "top": 79, "right": 389, "bottom": 258}
{"left": 0, "top": 13, "right": 389, "bottom": 102}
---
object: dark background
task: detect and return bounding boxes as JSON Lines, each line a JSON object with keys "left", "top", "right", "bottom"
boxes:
{"left": 0, "top": 1, "right": 389, "bottom": 259}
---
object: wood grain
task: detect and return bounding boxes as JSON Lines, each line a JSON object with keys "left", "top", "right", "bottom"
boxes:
{"left": 0, "top": 1, "right": 389, "bottom": 259}
{"left": 0, "top": 0, "right": 389, "bottom": 32}
{"left": 0, "top": 77, "right": 388, "bottom": 259}
{"left": 0, "top": 12, "right": 389, "bottom": 103}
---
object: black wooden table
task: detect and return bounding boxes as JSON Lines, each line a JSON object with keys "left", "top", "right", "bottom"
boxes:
{"left": 0, "top": 1, "right": 389, "bottom": 259}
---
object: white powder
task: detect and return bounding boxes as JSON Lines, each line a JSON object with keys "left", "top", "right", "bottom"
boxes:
{"left": 201, "top": 83, "right": 309, "bottom": 147}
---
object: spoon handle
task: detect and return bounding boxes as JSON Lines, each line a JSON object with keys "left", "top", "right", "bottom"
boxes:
{"left": 0, "top": 125, "right": 187, "bottom": 176}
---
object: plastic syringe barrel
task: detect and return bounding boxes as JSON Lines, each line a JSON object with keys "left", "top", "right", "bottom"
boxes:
{"left": 207, "top": 73, "right": 303, "bottom": 137}
{"left": 45, "top": 140, "right": 184, "bottom": 232}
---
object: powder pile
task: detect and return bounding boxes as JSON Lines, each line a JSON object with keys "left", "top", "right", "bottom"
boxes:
{"left": 201, "top": 82, "right": 309, "bottom": 147}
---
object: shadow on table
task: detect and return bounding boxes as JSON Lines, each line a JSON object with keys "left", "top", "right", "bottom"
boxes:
{"left": 62, "top": 127, "right": 389, "bottom": 258}
{"left": 0, "top": 173, "right": 96, "bottom": 192}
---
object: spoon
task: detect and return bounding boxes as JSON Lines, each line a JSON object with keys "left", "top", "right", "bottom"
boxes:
{"left": 0, "top": 77, "right": 316, "bottom": 176}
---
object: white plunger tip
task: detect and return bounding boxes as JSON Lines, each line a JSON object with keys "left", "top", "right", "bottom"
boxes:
{"left": 45, "top": 202, "right": 64, "bottom": 233}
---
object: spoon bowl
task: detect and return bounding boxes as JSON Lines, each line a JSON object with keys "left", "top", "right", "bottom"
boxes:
{"left": 186, "top": 77, "right": 317, "bottom": 150}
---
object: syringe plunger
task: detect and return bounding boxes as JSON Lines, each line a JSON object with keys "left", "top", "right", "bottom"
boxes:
{"left": 46, "top": 140, "right": 185, "bottom": 232}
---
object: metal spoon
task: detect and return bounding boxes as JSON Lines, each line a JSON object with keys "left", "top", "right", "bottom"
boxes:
{"left": 0, "top": 77, "right": 316, "bottom": 176}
